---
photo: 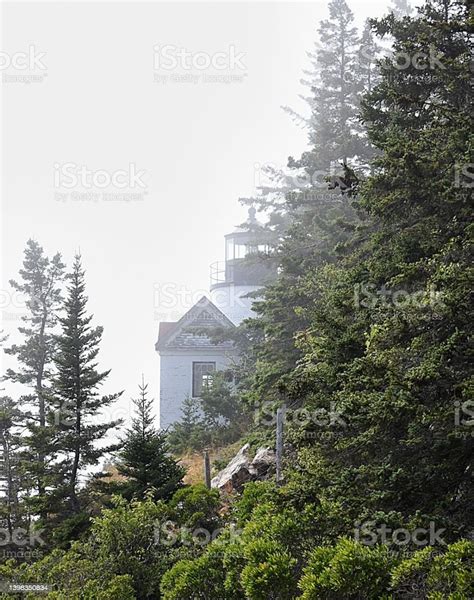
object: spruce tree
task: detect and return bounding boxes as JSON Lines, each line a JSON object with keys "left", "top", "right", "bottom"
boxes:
{"left": 306, "top": 0, "right": 362, "bottom": 169}
{"left": 249, "top": 0, "right": 473, "bottom": 534}
{"left": 4, "top": 240, "right": 65, "bottom": 520}
{"left": 52, "top": 255, "right": 122, "bottom": 514}
{"left": 0, "top": 396, "right": 24, "bottom": 537}
{"left": 117, "top": 377, "right": 184, "bottom": 501}
{"left": 249, "top": 0, "right": 369, "bottom": 239}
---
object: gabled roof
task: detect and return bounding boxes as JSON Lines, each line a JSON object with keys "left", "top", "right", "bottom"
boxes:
{"left": 155, "top": 296, "right": 235, "bottom": 352}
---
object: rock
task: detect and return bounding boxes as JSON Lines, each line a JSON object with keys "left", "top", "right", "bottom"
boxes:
{"left": 249, "top": 447, "right": 276, "bottom": 477}
{"left": 211, "top": 443, "right": 251, "bottom": 493}
{"left": 211, "top": 445, "right": 277, "bottom": 493}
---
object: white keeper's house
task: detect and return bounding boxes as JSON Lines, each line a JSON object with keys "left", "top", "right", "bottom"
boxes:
{"left": 156, "top": 209, "right": 275, "bottom": 429}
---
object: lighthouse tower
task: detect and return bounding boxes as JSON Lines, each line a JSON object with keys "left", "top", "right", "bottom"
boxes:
{"left": 210, "top": 208, "right": 275, "bottom": 325}
{"left": 156, "top": 208, "right": 275, "bottom": 428}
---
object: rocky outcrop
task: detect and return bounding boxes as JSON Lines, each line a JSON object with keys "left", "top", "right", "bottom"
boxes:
{"left": 249, "top": 447, "right": 276, "bottom": 477}
{"left": 211, "top": 444, "right": 276, "bottom": 493}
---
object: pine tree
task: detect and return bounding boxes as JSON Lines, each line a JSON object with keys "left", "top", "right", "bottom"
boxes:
{"left": 308, "top": 0, "right": 362, "bottom": 169}
{"left": 52, "top": 255, "right": 122, "bottom": 514}
{"left": 117, "top": 376, "right": 184, "bottom": 501}
{"left": 166, "top": 396, "right": 208, "bottom": 453}
{"left": 0, "top": 396, "right": 24, "bottom": 537}
{"left": 249, "top": 0, "right": 473, "bottom": 533}
{"left": 249, "top": 0, "right": 370, "bottom": 239}
{"left": 4, "top": 240, "right": 65, "bottom": 520}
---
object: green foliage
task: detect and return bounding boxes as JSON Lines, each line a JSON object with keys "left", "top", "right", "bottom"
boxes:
{"left": 1, "top": 2, "right": 472, "bottom": 598}
{"left": 166, "top": 396, "right": 209, "bottom": 453}
{"left": 240, "top": 539, "right": 298, "bottom": 600}
{"left": 168, "top": 483, "right": 220, "bottom": 530}
{"left": 160, "top": 542, "right": 229, "bottom": 600}
{"left": 4, "top": 495, "right": 175, "bottom": 599}
{"left": 51, "top": 254, "right": 122, "bottom": 515}
{"left": 168, "top": 373, "right": 250, "bottom": 453}
{"left": 245, "top": 0, "right": 473, "bottom": 537}
{"left": 391, "top": 540, "right": 474, "bottom": 599}
{"left": 49, "top": 511, "right": 91, "bottom": 549}
{"left": 232, "top": 481, "right": 278, "bottom": 526}
{"left": 3, "top": 239, "right": 66, "bottom": 523}
{"left": 117, "top": 377, "right": 184, "bottom": 501}
{"left": 18, "top": 545, "right": 136, "bottom": 600}
{"left": 299, "top": 538, "right": 394, "bottom": 599}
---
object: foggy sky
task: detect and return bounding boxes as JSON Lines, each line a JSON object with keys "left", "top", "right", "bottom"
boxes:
{"left": 2, "top": 1, "right": 402, "bottom": 444}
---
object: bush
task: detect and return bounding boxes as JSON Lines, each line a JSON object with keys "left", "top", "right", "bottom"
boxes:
{"left": 240, "top": 538, "right": 298, "bottom": 600}
{"left": 391, "top": 540, "right": 474, "bottom": 599}
{"left": 232, "top": 481, "right": 278, "bottom": 526}
{"left": 168, "top": 484, "right": 221, "bottom": 530}
{"left": 160, "top": 542, "right": 227, "bottom": 600}
{"left": 299, "top": 538, "right": 395, "bottom": 600}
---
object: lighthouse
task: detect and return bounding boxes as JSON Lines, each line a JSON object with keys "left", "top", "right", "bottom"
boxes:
{"left": 210, "top": 207, "right": 275, "bottom": 324}
{"left": 156, "top": 208, "right": 275, "bottom": 428}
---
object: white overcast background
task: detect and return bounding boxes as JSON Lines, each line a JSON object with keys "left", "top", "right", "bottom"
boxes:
{"left": 2, "top": 1, "right": 403, "bottom": 442}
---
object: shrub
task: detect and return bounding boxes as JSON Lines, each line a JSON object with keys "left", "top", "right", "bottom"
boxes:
{"left": 168, "top": 483, "right": 221, "bottom": 530}
{"left": 391, "top": 540, "right": 474, "bottom": 599}
{"left": 240, "top": 538, "right": 298, "bottom": 600}
{"left": 160, "top": 542, "right": 227, "bottom": 600}
{"left": 299, "top": 538, "right": 394, "bottom": 599}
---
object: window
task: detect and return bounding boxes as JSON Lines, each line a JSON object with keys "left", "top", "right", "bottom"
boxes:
{"left": 192, "top": 362, "right": 216, "bottom": 398}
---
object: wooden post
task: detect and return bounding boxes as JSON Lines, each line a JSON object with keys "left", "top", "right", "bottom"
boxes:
{"left": 204, "top": 450, "right": 211, "bottom": 489}
{"left": 276, "top": 406, "right": 285, "bottom": 485}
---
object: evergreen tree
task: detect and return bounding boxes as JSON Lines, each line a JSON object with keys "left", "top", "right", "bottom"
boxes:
{"left": 117, "top": 377, "right": 184, "bottom": 501}
{"left": 248, "top": 0, "right": 473, "bottom": 534}
{"left": 307, "top": 0, "right": 362, "bottom": 168}
{"left": 248, "top": 0, "right": 371, "bottom": 244}
{"left": 52, "top": 255, "right": 122, "bottom": 514}
{"left": 4, "top": 240, "right": 65, "bottom": 520}
{"left": 0, "top": 396, "right": 24, "bottom": 538}
{"left": 167, "top": 396, "right": 204, "bottom": 453}
{"left": 357, "top": 21, "right": 382, "bottom": 95}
